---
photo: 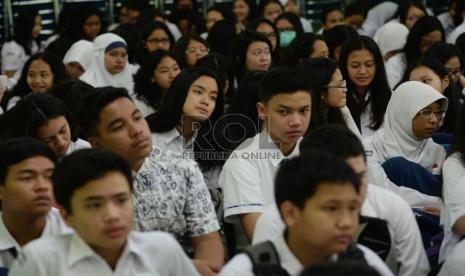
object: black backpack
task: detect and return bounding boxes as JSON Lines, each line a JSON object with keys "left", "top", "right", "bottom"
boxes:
{"left": 243, "top": 241, "right": 367, "bottom": 276}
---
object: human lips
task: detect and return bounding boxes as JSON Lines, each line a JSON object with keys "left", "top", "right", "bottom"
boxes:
{"left": 132, "top": 137, "right": 151, "bottom": 148}
{"left": 33, "top": 195, "right": 52, "bottom": 205}
{"left": 103, "top": 226, "right": 126, "bottom": 239}
{"left": 334, "top": 234, "right": 353, "bottom": 244}
{"left": 286, "top": 130, "right": 303, "bottom": 138}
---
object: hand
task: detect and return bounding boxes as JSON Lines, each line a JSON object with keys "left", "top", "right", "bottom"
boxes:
{"left": 422, "top": 207, "right": 440, "bottom": 216}
{"left": 192, "top": 259, "right": 220, "bottom": 276}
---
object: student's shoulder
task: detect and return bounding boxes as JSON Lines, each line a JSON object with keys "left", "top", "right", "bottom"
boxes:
{"left": 22, "top": 233, "right": 73, "bottom": 256}
{"left": 356, "top": 244, "right": 394, "bottom": 276}
{"left": 444, "top": 152, "right": 463, "bottom": 170}
{"left": 146, "top": 147, "right": 196, "bottom": 170}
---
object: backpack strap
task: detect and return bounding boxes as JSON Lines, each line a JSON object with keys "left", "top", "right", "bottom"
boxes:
{"left": 338, "top": 243, "right": 368, "bottom": 264}
{"left": 243, "top": 241, "right": 290, "bottom": 276}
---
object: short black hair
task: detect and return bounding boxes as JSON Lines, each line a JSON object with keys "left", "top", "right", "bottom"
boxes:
{"left": 0, "top": 137, "right": 57, "bottom": 185}
{"left": 52, "top": 148, "right": 133, "bottom": 212}
{"left": 345, "top": 1, "right": 367, "bottom": 18}
{"left": 321, "top": 6, "right": 343, "bottom": 24}
{"left": 300, "top": 125, "right": 366, "bottom": 161}
{"left": 78, "top": 87, "right": 132, "bottom": 137}
{"left": 259, "top": 67, "right": 311, "bottom": 103}
{"left": 275, "top": 151, "right": 360, "bottom": 210}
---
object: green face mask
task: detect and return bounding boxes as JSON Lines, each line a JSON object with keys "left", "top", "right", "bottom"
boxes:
{"left": 279, "top": 31, "right": 296, "bottom": 47}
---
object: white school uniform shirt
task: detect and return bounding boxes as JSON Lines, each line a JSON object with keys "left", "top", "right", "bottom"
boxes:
{"left": 131, "top": 94, "right": 156, "bottom": 117}
{"left": 80, "top": 33, "right": 134, "bottom": 92}
{"left": 358, "top": 1, "right": 399, "bottom": 37}
{"left": 363, "top": 81, "right": 448, "bottom": 208}
{"left": 385, "top": 53, "right": 407, "bottom": 90}
{"left": 220, "top": 129, "right": 301, "bottom": 223}
{"left": 438, "top": 238, "right": 465, "bottom": 276}
{"left": 66, "top": 139, "right": 91, "bottom": 155}
{"left": 8, "top": 231, "right": 200, "bottom": 276}
{"left": 341, "top": 105, "right": 362, "bottom": 139}
{"left": 221, "top": 232, "right": 393, "bottom": 276}
{"left": 0, "top": 208, "right": 72, "bottom": 268}
{"left": 253, "top": 184, "right": 428, "bottom": 276}
{"left": 439, "top": 153, "right": 465, "bottom": 262}
{"left": 447, "top": 20, "right": 465, "bottom": 44}
{"left": 63, "top": 40, "right": 93, "bottom": 71}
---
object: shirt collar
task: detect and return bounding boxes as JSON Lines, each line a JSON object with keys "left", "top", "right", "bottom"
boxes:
{"left": 0, "top": 213, "right": 19, "bottom": 251}
{"left": 259, "top": 128, "right": 301, "bottom": 167}
{"left": 162, "top": 127, "right": 197, "bottom": 147}
{"left": 273, "top": 232, "right": 304, "bottom": 275}
{"left": 67, "top": 232, "right": 141, "bottom": 267}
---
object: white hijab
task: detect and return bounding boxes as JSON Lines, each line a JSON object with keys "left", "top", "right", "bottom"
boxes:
{"left": 374, "top": 22, "right": 409, "bottom": 58}
{"left": 80, "top": 33, "right": 133, "bottom": 92}
{"left": 378, "top": 81, "right": 448, "bottom": 163}
{"left": 63, "top": 40, "right": 93, "bottom": 70}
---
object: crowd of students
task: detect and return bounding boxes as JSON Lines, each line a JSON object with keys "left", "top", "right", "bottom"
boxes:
{"left": 1, "top": 0, "right": 465, "bottom": 275}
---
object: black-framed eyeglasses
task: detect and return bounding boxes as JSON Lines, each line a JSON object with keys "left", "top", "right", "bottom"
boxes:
{"left": 325, "top": 80, "right": 347, "bottom": 89}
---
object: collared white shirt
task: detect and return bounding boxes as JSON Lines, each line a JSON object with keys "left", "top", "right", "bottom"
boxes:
{"left": 0, "top": 208, "right": 71, "bottom": 268}
{"left": 447, "top": 20, "right": 465, "bottom": 44}
{"left": 151, "top": 127, "right": 197, "bottom": 157}
{"left": 439, "top": 153, "right": 465, "bottom": 262}
{"left": 220, "top": 129, "right": 301, "bottom": 223}
{"left": 253, "top": 184, "right": 428, "bottom": 276}
{"left": 9, "top": 231, "right": 200, "bottom": 276}
{"left": 220, "top": 232, "right": 393, "bottom": 276}
{"left": 132, "top": 147, "right": 220, "bottom": 245}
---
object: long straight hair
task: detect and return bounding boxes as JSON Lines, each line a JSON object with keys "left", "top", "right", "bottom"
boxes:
{"left": 339, "top": 36, "right": 391, "bottom": 131}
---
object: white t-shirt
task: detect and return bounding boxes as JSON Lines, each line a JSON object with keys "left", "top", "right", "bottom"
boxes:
{"left": 0, "top": 208, "right": 72, "bottom": 268}
{"left": 220, "top": 129, "right": 301, "bottom": 223}
{"left": 253, "top": 184, "right": 429, "bottom": 276}
{"left": 220, "top": 233, "right": 393, "bottom": 276}
{"left": 439, "top": 153, "right": 465, "bottom": 262}
{"left": 8, "top": 231, "right": 200, "bottom": 276}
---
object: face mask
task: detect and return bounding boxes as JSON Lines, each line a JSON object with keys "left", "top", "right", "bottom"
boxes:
{"left": 279, "top": 31, "right": 296, "bottom": 47}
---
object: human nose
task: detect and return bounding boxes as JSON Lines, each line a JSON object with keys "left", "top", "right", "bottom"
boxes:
{"left": 104, "top": 202, "right": 120, "bottom": 222}
{"left": 337, "top": 210, "right": 356, "bottom": 229}
{"left": 34, "top": 175, "right": 51, "bottom": 192}
{"left": 289, "top": 113, "right": 302, "bottom": 126}
{"left": 128, "top": 120, "right": 143, "bottom": 137}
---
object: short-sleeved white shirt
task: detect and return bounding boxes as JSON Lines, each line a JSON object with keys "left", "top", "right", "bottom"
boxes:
{"left": 8, "top": 231, "right": 200, "bottom": 276}
{"left": 132, "top": 147, "right": 220, "bottom": 244}
{"left": 253, "top": 184, "right": 428, "bottom": 276}
{"left": 0, "top": 208, "right": 72, "bottom": 268}
{"left": 151, "top": 127, "right": 196, "bottom": 156}
{"left": 220, "top": 233, "right": 393, "bottom": 276}
{"left": 220, "top": 130, "right": 300, "bottom": 223}
{"left": 440, "top": 153, "right": 465, "bottom": 262}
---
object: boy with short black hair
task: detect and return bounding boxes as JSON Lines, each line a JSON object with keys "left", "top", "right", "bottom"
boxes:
{"left": 78, "top": 87, "right": 223, "bottom": 274}
{"left": 0, "top": 137, "right": 70, "bottom": 268}
{"left": 253, "top": 125, "right": 428, "bottom": 276}
{"left": 220, "top": 151, "right": 392, "bottom": 275}
{"left": 9, "top": 148, "right": 199, "bottom": 275}
{"left": 220, "top": 67, "right": 312, "bottom": 241}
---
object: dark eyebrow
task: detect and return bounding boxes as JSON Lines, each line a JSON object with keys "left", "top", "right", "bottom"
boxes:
{"left": 191, "top": 84, "right": 206, "bottom": 91}
{"left": 83, "top": 192, "right": 130, "bottom": 202}
{"left": 107, "top": 108, "right": 141, "bottom": 130}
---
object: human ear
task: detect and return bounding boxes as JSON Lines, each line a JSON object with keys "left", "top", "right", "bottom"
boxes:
{"left": 280, "top": 201, "right": 300, "bottom": 227}
{"left": 257, "top": 102, "right": 267, "bottom": 121}
{"left": 442, "top": 76, "right": 450, "bottom": 91}
{"left": 89, "top": 136, "right": 104, "bottom": 148}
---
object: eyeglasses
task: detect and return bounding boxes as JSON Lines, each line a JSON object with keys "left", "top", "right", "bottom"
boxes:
{"left": 325, "top": 80, "right": 347, "bottom": 89}
{"left": 418, "top": 110, "right": 446, "bottom": 120}
{"left": 446, "top": 68, "right": 465, "bottom": 77}
{"left": 146, "top": 37, "right": 170, "bottom": 45}
{"left": 186, "top": 47, "right": 209, "bottom": 55}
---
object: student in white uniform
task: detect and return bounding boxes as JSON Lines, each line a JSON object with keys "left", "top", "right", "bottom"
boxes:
{"left": 9, "top": 148, "right": 199, "bottom": 276}
{"left": 439, "top": 238, "right": 465, "bottom": 276}
{"left": 339, "top": 35, "right": 391, "bottom": 138}
{"left": 446, "top": 1, "right": 465, "bottom": 44}
{"left": 1, "top": 93, "right": 90, "bottom": 159}
{"left": 78, "top": 87, "right": 223, "bottom": 275}
{"left": 80, "top": 33, "right": 133, "bottom": 92}
{"left": 438, "top": 0, "right": 457, "bottom": 37}
{"left": 0, "top": 138, "right": 71, "bottom": 269}
{"left": 62, "top": 40, "right": 93, "bottom": 80}
{"left": 253, "top": 125, "right": 429, "bottom": 276}
{"left": 220, "top": 152, "right": 393, "bottom": 276}
{"left": 136, "top": 21, "right": 175, "bottom": 66}
{"left": 132, "top": 50, "right": 180, "bottom": 117}
{"left": 149, "top": 67, "right": 225, "bottom": 215}
{"left": 2, "top": 52, "right": 69, "bottom": 111}
{"left": 297, "top": 58, "right": 361, "bottom": 138}
{"left": 284, "top": 33, "right": 329, "bottom": 67}
{"left": 439, "top": 106, "right": 465, "bottom": 262}
{"left": 316, "top": 7, "right": 345, "bottom": 34}
{"left": 220, "top": 68, "right": 311, "bottom": 241}
{"left": 1, "top": 11, "right": 41, "bottom": 78}
{"left": 373, "top": 22, "right": 409, "bottom": 89}
{"left": 363, "top": 81, "right": 448, "bottom": 209}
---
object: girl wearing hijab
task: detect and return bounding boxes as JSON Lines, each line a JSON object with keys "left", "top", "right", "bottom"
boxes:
{"left": 62, "top": 40, "right": 93, "bottom": 79}
{"left": 80, "top": 33, "right": 133, "bottom": 92}
{"left": 363, "top": 81, "right": 448, "bottom": 210}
